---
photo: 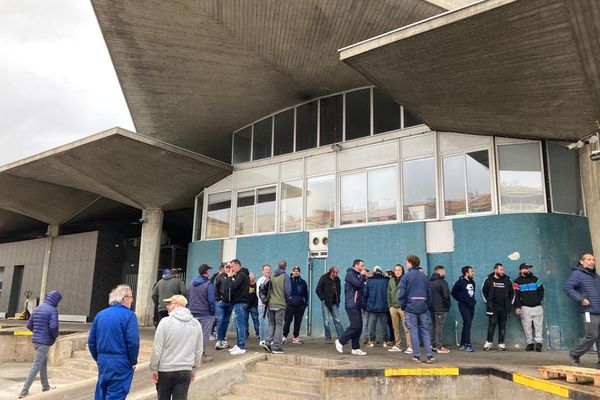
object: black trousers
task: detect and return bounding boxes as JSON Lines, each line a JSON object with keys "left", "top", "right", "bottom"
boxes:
{"left": 487, "top": 305, "right": 508, "bottom": 343}
{"left": 339, "top": 307, "right": 363, "bottom": 350}
{"left": 283, "top": 304, "right": 306, "bottom": 338}
{"left": 156, "top": 370, "right": 192, "bottom": 400}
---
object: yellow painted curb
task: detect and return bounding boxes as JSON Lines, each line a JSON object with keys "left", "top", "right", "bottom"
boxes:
{"left": 385, "top": 367, "right": 459, "bottom": 376}
{"left": 14, "top": 330, "right": 32, "bottom": 336}
{"left": 512, "top": 373, "right": 569, "bottom": 398}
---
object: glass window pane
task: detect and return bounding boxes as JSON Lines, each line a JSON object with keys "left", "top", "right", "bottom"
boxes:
{"left": 345, "top": 89, "right": 370, "bottom": 140}
{"left": 306, "top": 175, "right": 335, "bottom": 229}
{"left": 233, "top": 126, "right": 251, "bottom": 164}
{"left": 236, "top": 190, "right": 255, "bottom": 235}
{"left": 373, "top": 88, "right": 400, "bottom": 134}
{"left": 403, "top": 158, "right": 437, "bottom": 221}
{"left": 466, "top": 150, "right": 492, "bottom": 213}
{"left": 280, "top": 180, "right": 303, "bottom": 232}
{"left": 548, "top": 142, "right": 584, "bottom": 215}
{"left": 443, "top": 155, "right": 466, "bottom": 216}
{"left": 253, "top": 117, "right": 272, "bottom": 160}
{"left": 497, "top": 143, "right": 545, "bottom": 213}
{"left": 256, "top": 186, "right": 276, "bottom": 233}
{"left": 296, "top": 101, "right": 318, "bottom": 151}
{"left": 206, "top": 192, "right": 231, "bottom": 239}
{"left": 274, "top": 109, "right": 294, "bottom": 156}
{"left": 404, "top": 108, "right": 422, "bottom": 128}
{"left": 340, "top": 172, "right": 366, "bottom": 225}
{"left": 368, "top": 167, "right": 397, "bottom": 222}
{"left": 320, "top": 95, "right": 343, "bottom": 146}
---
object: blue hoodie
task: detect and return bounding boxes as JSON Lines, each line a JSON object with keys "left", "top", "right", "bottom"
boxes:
{"left": 451, "top": 276, "right": 477, "bottom": 307}
{"left": 288, "top": 275, "right": 308, "bottom": 306}
{"left": 399, "top": 268, "right": 431, "bottom": 314}
{"left": 186, "top": 275, "right": 216, "bottom": 317}
{"left": 364, "top": 272, "right": 389, "bottom": 312}
{"left": 344, "top": 267, "right": 366, "bottom": 309}
{"left": 564, "top": 263, "right": 600, "bottom": 314}
{"left": 27, "top": 291, "right": 62, "bottom": 346}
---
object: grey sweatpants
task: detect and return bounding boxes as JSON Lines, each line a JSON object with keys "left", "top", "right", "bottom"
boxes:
{"left": 571, "top": 313, "right": 600, "bottom": 359}
{"left": 429, "top": 311, "right": 448, "bottom": 347}
{"left": 520, "top": 305, "right": 543, "bottom": 344}
{"left": 267, "top": 308, "right": 286, "bottom": 350}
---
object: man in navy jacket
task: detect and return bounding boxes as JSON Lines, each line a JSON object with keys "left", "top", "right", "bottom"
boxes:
{"left": 564, "top": 253, "right": 599, "bottom": 366}
{"left": 89, "top": 285, "right": 140, "bottom": 400}
{"left": 335, "top": 259, "right": 368, "bottom": 355}
{"left": 364, "top": 266, "right": 390, "bottom": 346}
{"left": 19, "top": 291, "right": 62, "bottom": 398}
{"left": 400, "top": 255, "right": 434, "bottom": 363}
{"left": 451, "top": 266, "right": 477, "bottom": 352}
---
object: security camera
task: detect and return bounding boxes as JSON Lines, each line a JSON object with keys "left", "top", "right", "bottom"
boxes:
{"left": 591, "top": 150, "right": 600, "bottom": 161}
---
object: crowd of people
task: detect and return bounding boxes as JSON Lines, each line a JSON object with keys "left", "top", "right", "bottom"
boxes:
{"left": 16, "top": 252, "right": 598, "bottom": 399}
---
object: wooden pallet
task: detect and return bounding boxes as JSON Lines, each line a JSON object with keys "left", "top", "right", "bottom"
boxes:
{"left": 538, "top": 365, "right": 600, "bottom": 386}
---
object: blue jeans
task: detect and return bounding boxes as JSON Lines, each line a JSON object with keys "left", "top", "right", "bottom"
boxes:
{"left": 21, "top": 343, "right": 50, "bottom": 395}
{"left": 258, "top": 304, "right": 269, "bottom": 341}
{"left": 245, "top": 306, "right": 260, "bottom": 338}
{"left": 216, "top": 301, "right": 234, "bottom": 341}
{"left": 322, "top": 302, "right": 344, "bottom": 340}
{"left": 405, "top": 311, "right": 433, "bottom": 358}
{"left": 234, "top": 303, "right": 248, "bottom": 349}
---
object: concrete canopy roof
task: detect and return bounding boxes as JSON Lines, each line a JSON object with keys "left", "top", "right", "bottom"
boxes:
{"left": 0, "top": 128, "right": 231, "bottom": 227}
{"left": 90, "top": 0, "right": 461, "bottom": 161}
{"left": 340, "top": 0, "right": 600, "bottom": 141}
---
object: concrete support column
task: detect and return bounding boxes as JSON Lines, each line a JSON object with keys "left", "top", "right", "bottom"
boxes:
{"left": 580, "top": 146, "right": 600, "bottom": 257}
{"left": 40, "top": 224, "right": 59, "bottom": 301}
{"left": 135, "top": 208, "right": 163, "bottom": 326}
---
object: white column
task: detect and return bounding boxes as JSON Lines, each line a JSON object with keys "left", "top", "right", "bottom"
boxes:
{"left": 135, "top": 208, "right": 163, "bottom": 326}
{"left": 580, "top": 146, "right": 600, "bottom": 256}
{"left": 39, "top": 224, "right": 59, "bottom": 301}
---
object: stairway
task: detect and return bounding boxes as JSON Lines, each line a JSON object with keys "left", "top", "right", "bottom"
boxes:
{"left": 220, "top": 354, "right": 329, "bottom": 400}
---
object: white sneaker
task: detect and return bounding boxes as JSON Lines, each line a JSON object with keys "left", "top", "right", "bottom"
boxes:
{"left": 484, "top": 341, "right": 493, "bottom": 351}
{"left": 404, "top": 347, "right": 413, "bottom": 354}
{"left": 229, "top": 345, "right": 246, "bottom": 355}
{"left": 351, "top": 349, "right": 367, "bottom": 356}
{"left": 498, "top": 343, "right": 506, "bottom": 351}
{"left": 259, "top": 340, "right": 266, "bottom": 346}
{"left": 388, "top": 346, "right": 402, "bottom": 352}
{"left": 335, "top": 339, "right": 344, "bottom": 353}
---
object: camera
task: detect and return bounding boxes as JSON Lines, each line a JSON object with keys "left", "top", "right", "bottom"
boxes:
{"left": 591, "top": 150, "right": 600, "bottom": 161}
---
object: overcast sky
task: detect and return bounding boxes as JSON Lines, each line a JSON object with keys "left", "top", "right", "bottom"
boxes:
{"left": 0, "top": 0, "right": 134, "bottom": 166}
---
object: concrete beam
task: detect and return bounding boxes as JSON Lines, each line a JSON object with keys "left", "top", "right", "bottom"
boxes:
{"left": 135, "top": 208, "right": 163, "bottom": 326}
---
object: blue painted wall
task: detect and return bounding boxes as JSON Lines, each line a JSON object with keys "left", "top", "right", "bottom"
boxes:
{"left": 186, "top": 239, "right": 223, "bottom": 285}
{"left": 236, "top": 231, "right": 308, "bottom": 277}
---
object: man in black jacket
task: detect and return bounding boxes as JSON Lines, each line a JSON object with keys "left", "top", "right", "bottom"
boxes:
{"left": 316, "top": 266, "right": 344, "bottom": 344}
{"left": 481, "top": 263, "right": 514, "bottom": 351}
{"left": 429, "top": 265, "right": 451, "bottom": 354}
{"left": 514, "top": 263, "right": 545, "bottom": 351}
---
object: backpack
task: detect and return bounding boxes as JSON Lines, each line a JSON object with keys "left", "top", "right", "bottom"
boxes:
{"left": 258, "top": 279, "right": 271, "bottom": 306}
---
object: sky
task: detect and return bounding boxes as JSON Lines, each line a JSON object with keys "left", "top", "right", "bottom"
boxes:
{"left": 0, "top": 0, "right": 134, "bottom": 166}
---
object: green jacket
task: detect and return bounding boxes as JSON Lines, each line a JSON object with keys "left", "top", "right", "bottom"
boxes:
{"left": 268, "top": 268, "right": 291, "bottom": 309}
{"left": 388, "top": 277, "right": 402, "bottom": 308}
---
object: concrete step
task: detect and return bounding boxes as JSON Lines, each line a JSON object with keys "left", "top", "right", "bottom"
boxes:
{"left": 267, "top": 353, "right": 345, "bottom": 367}
{"left": 229, "top": 382, "right": 319, "bottom": 400}
{"left": 59, "top": 358, "right": 98, "bottom": 372}
{"left": 217, "top": 396, "right": 248, "bottom": 400}
{"left": 244, "top": 372, "right": 320, "bottom": 393}
{"left": 49, "top": 366, "right": 97, "bottom": 380}
{"left": 72, "top": 350, "right": 94, "bottom": 359}
{"left": 254, "top": 361, "right": 322, "bottom": 380}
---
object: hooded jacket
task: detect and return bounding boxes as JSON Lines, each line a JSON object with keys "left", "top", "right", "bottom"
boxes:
{"left": 229, "top": 268, "right": 250, "bottom": 304}
{"left": 564, "top": 263, "right": 600, "bottom": 314}
{"left": 150, "top": 307, "right": 203, "bottom": 373}
{"left": 387, "top": 275, "right": 402, "bottom": 308}
{"left": 27, "top": 291, "right": 62, "bottom": 346}
{"left": 288, "top": 275, "right": 309, "bottom": 306}
{"left": 451, "top": 276, "right": 477, "bottom": 307}
{"left": 429, "top": 273, "right": 451, "bottom": 312}
{"left": 152, "top": 275, "right": 185, "bottom": 312}
{"left": 186, "top": 275, "right": 216, "bottom": 317}
{"left": 513, "top": 272, "right": 544, "bottom": 308}
{"left": 315, "top": 272, "right": 341, "bottom": 308}
{"left": 481, "top": 272, "right": 514, "bottom": 314}
{"left": 399, "top": 267, "right": 431, "bottom": 314}
{"left": 364, "top": 272, "right": 389, "bottom": 313}
{"left": 343, "top": 267, "right": 366, "bottom": 310}
{"left": 268, "top": 267, "right": 292, "bottom": 309}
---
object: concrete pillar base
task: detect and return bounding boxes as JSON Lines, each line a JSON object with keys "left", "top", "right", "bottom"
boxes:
{"left": 135, "top": 208, "right": 163, "bottom": 326}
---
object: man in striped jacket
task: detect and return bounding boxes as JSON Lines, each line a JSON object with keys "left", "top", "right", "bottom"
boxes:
{"left": 513, "top": 263, "right": 544, "bottom": 352}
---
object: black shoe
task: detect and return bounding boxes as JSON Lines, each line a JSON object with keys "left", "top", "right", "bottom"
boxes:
{"left": 262, "top": 343, "right": 272, "bottom": 353}
{"left": 272, "top": 348, "right": 285, "bottom": 354}
{"left": 535, "top": 343, "right": 542, "bottom": 352}
{"left": 570, "top": 353, "right": 580, "bottom": 366}
{"left": 525, "top": 343, "right": 534, "bottom": 351}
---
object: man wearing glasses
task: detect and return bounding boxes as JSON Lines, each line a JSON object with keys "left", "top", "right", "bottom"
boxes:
{"left": 316, "top": 266, "right": 344, "bottom": 344}
{"left": 88, "top": 285, "right": 140, "bottom": 400}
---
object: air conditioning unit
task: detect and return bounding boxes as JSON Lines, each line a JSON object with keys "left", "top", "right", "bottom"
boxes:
{"left": 308, "top": 230, "right": 328, "bottom": 258}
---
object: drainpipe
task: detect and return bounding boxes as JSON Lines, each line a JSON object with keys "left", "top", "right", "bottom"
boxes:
{"left": 307, "top": 260, "right": 313, "bottom": 336}
{"left": 40, "top": 224, "right": 60, "bottom": 301}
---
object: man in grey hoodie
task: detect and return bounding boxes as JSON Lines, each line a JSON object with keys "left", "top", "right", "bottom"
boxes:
{"left": 152, "top": 268, "right": 186, "bottom": 324}
{"left": 150, "top": 295, "right": 203, "bottom": 400}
